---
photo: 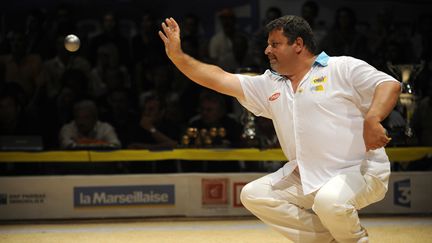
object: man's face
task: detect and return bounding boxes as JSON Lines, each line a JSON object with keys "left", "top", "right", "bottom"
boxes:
{"left": 143, "top": 99, "right": 162, "bottom": 119}
{"left": 265, "top": 29, "right": 297, "bottom": 75}
{"left": 200, "top": 100, "right": 222, "bottom": 124}
{"left": 103, "top": 14, "right": 116, "bottom": 32}
{"left": 75, "top": 110, "right": 97, "bottom": 135}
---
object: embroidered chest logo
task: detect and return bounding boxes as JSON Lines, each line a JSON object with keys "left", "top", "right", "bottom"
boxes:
{"left": 268, "top": 92, "right": 281, "bottom": 101}
{"left": 312, "top": 76, "right": 327, "bottom": 84}
{"left": 310, "top": 76, "right": 327, "bottom": 92}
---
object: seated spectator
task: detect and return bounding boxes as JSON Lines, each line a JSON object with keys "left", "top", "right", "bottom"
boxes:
{"left": 188, "top": 90, "right": 243, "bottom": 148}
{"left": 184, "top": 90, "right": 243, "bottom": 173}
{"left": 59, "top": 99, "right": 121, "bottom": 149}
{"left": 88, "top": 43, "right": 130, "bottom": 99}
{"left": 0, "top": 84, "right": 40, "bottom": 136}
{"left": 37, "top": 69, "right": 90, "bottom": 149}
{"left": 0, "top": 30, "right": 42, "bottom": 99}
{"left": 128, "top": 93, "right": 181, "bottom": 150}
{"left": 99, "top": 88, "right": 139, "bottom": 147}
{"left": 128, "top": 93, "right": 182, "bottom": 173}
{"left": 209, "top": 8, "right": 240, "bottom": 64}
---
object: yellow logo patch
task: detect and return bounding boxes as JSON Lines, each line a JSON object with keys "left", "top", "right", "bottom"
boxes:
{"left": 314, "top": 85, "right": 324, "bottom": 91}
{"left": 312, "top": 76, "right": 327, "bottom": 84}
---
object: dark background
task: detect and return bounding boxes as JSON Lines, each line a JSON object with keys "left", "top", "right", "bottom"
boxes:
{"left": 1, "top": 0, "right": 431, "bottom": 38}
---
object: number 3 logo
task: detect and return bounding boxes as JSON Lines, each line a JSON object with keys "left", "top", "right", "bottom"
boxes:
{"left": 394, "top": 179, "right": 411, "bottom": 208}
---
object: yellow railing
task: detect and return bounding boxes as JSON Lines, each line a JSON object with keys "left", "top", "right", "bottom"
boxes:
{"left": 0, "top": 147, "right": 431, "bottom": 163}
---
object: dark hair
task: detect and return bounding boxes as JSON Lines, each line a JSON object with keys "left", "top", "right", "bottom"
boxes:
{"left": 73, "top": 99, "right": 98, "bottom": 117}
{"left": 141, "top": 92, "right": 167, "bottom": 111}
{"left": 265, "top": 15, "right": 317, "bottom": 54}
{"left": 199, "top": 90, "right": 227, "bottom": 112}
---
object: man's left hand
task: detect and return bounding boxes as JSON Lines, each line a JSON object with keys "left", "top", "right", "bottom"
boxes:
{"left": 363, "top": 116, "right": 391, "bottom": 151}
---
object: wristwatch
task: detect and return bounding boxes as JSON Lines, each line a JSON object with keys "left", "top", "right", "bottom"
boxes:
{"left": 149, "top": 127, "right": 157, "bottom": 134}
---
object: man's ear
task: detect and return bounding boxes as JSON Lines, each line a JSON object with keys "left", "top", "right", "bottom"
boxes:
{"left": 294, "top": 37, "right": 304, "bottom": 53}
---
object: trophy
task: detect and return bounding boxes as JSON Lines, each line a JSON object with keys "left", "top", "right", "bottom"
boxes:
{"left": 386, "top": 61, "right": 424, "bottom": 140}
{"left": 241, "top": 110, "right": 257, "bottom": 140}
{"left": 237, "top": 68, "right": 260, "bottom": 147}
{"left": 181, "top": 127, "right": 228, "bottom": 147}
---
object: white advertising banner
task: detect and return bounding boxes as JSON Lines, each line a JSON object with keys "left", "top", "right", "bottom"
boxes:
{"left": 0, "top": 173, "right": 263, "bottom": 220}
{"left": 0, "top": 174, "right": 190, "bottom": 220}
{"left": 0, "top": 172, "right": 430, "bottom": 220}
{"left": 185, "top": 173, "right": 261, "bottom": 217}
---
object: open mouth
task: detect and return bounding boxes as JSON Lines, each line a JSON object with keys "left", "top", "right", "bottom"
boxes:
{"left": 268, "top": 55, "right": 277, "bottom": 64}
{"left": 269, "top": 59, "right": 277, "bottom": 65}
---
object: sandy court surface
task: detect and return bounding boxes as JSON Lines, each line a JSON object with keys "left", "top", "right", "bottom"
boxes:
{"left": 0, "top": 216, "right": 431, "bottom": 243}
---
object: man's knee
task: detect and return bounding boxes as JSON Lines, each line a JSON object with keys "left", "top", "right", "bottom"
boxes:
{"left": 240, "top": 182, "right": 256, "bottom": 208}
{"left": 240, "top": 180, "right": 270, "bottom": 209}
{"left": 312, "top": 191, "right": 355, "bottom": 218}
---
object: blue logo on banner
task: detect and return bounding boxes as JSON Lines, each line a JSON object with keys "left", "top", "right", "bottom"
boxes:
{"left": 394, "top": 179, "right": 411, "bottom": 208}
{"left": 0, "top": 194, "right": 7, "bottom": 205}
{"left": 74, "top": 185, "right": 175, "bottom": 207}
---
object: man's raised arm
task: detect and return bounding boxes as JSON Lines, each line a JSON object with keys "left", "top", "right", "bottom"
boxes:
{"left": 158, "top": 17, "right": 244, "bottom": 100}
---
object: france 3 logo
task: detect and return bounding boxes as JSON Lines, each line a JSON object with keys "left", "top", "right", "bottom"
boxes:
{"left": 394, "top": 179, "right": 411, "bottom": 208}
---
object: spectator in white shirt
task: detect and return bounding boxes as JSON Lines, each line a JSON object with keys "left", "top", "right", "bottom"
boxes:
{"left": 59, "top": 99, "right": 121, "bottom": 149}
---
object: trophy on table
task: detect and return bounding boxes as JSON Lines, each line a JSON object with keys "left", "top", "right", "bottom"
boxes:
{"left": 237, "top": 67, "right": 260, "bottom": 147}
{"left": 386, "top": 61, "right": 424, "bottom": 143}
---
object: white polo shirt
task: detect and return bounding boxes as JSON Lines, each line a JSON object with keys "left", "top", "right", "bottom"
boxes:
{"left": 237, "top": 52, "right": 399, "bottom": 195}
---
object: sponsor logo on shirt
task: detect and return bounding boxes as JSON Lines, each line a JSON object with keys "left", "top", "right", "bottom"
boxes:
{"left": 268, "top": 92, "right": 280, "bottom": 101}
{"left": 312, "top": 76, "right": 327, "bottom": 84}
{"left": 312, "top": 84, "right": 325, "bottom": 92}
{"left": 310, "top": 76, "right": 327, "bottom": 92}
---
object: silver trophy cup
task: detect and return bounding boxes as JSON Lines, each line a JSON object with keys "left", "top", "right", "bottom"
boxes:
{"left": 386, "top": 61, "right": 424, "bottom": 138}
{"left": 237, "top": 68, "right": 260, "bottom": 146}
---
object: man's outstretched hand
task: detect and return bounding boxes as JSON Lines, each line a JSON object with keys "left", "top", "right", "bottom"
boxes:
{"left": 158, "top": 17, "right": 182, "bottom": 60}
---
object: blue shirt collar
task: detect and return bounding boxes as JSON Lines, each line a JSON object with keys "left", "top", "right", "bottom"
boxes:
{"left": 269, "top": 51, "right": 329, "bottom": 78}
{"left": 314, "top": 51, "right": 329, "bottom": 67}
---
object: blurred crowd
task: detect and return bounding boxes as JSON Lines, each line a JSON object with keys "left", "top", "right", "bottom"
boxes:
{"left": 0, "top": 2, "right": 431, "bottom": 172}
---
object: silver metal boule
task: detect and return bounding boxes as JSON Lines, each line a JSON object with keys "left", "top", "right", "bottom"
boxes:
{"left": 64, "top": 34, "right": 80, "bottom": 52}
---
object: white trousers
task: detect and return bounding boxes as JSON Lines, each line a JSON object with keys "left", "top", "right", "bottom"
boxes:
{"left": 240, "top": 165, "right": 389, "bottom": 243}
